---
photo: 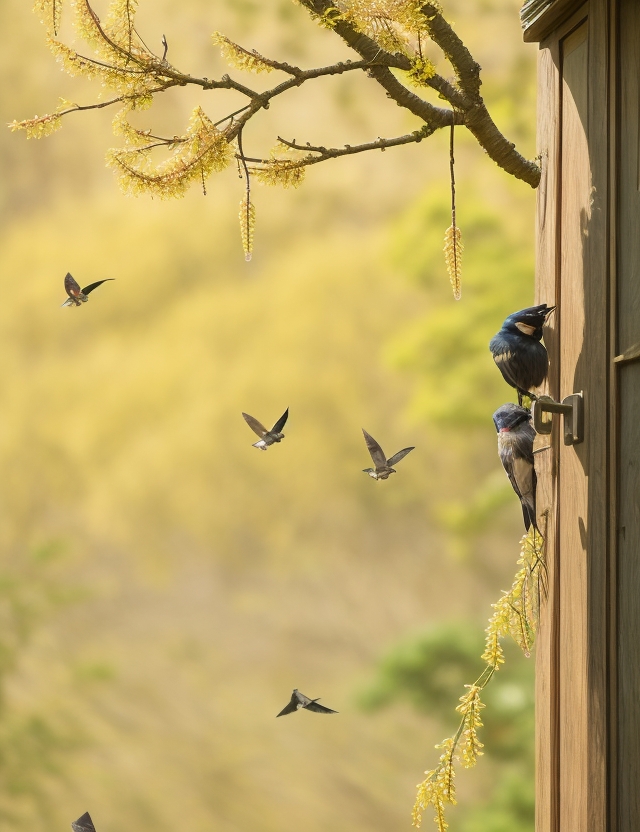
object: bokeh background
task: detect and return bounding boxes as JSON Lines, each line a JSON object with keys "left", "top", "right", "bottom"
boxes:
{"left": 0, "top": 1, "right": 537, "bottom": 830}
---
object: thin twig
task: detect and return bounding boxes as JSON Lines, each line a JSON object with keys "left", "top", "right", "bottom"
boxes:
{"left": 449, "top": 115, "right": 458, "bottom": 282}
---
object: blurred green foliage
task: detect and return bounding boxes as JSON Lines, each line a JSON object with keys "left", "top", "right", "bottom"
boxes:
{"left": 388, "top": 181, "right": 534, "bottom": 428}
{"left": 0, "top": 1, "right": 538, "bottom": 830}
{"left": 0, "top": 546, "right": 81, "bottom": 828}
{"left": 360, "top": 622, "right": 534, "bottom": 831}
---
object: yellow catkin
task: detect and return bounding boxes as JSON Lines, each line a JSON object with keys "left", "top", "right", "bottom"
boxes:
{"left": 254, "top": 159, "right": 306, "bottom": 189}
{"left": 414, "top": 529, "right": 545, "bottom": 829}
{"left": 8, "top": 113, "right": 63, "bottom": 139}
{"left": 443, "top": 224, "right": 462, "bottom": 300}
{"left": 107, "top": 106, "right": 232, "bottom": 198}
{"left": 33, "top": 0, "right": 61, "bottom": 35}
{"left": 211, "top": 33, "right": 274, "bottom": 73}
{"left": 456, "top": 685, "right": 485, "bottom": 768}
{"left": 239, "top": 195, "right": 256, "bottom": 261}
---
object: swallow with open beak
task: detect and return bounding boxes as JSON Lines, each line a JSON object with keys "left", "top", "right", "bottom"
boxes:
{"left": 242, "top": 408, "right": 289, "bottom": 450}
{"left": 493, "top": 403, "right": 538, "bottom": 533}
{"left": 71, "top": 812, "right": 96, "bottom": 832}
{"left": 489, "top": 304, "right": 555, "bottom": 404}
{"left": 62, "top": 273, "right": 114, "bottom": 307}
{"left": 362, "top": 428, "right": 414, "bottom": 481}
{"left": 276, "top": 689, "right": 338, "bottom": 717}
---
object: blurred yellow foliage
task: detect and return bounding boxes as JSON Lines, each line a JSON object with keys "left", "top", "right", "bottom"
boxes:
{"left": 0, "top": 1, "right": 537, "bottom": 830}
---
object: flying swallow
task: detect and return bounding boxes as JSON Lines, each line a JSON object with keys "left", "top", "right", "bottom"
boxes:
{"left": 276, "top": 689, "right": 338, "bottom": 717}
{"left": 493, "top": 403, "right": 538, "bottom": 532}
{"left": 242, "top": 407, "right": 289, "bottom": 450}
{"left": 62, "top": 273, "right": 115, "bottom": 307}
{"left": 489, "top": 304, "right": 555, "bottom": 404}
{"left": 362, "top": 429, "right": 414, "bottom": 480}
{"left": 71, "top": 812, "right": 96, "bottom": 832}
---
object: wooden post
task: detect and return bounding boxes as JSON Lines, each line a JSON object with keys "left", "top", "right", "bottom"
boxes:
{"left": 522, "top": 0, "right": 640, "bottom": 829}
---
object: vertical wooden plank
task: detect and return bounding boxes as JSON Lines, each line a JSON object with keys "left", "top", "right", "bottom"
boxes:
{"left": 616, "top": 1, "right": 640, "bottom": 829}
{"left": 533, "top": 3, "right": 613, "bottom": 831}
{"left": 582, "top": 3, "right": 611, "bottom": 831}
{"left": 606, "top": 2, "right": 619, "bottom": 827}
{"left": 534, "top": 37, "right": 561, "bottom": 832}
{"left": 617, "top": 367, "right": 640, "bottom": 831}
{"left": 557, "top": 23, "right": 590, "bottom": 832}
{"left": 615, "top": 0, "right": 640, "bottom": 354}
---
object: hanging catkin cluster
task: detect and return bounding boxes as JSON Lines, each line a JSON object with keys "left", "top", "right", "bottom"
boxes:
{"left": 413, "top": 527, "right": 546, "bottom": 831}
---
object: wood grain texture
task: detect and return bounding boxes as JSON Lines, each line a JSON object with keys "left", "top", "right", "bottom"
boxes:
{"left": 616, "top": 2, "right": 640, "bottom": 828}
{"left": 534, "top": 37, "right": 561, "bottom": 832}
{"left": 616, "top": 1, "right": 640, "bottom": 354}
{"left": 558, "top": 24, "right": 590, "bottom": 832}
{"left": 535, "top": 2, "right": 614, "bottom": 830}
{"left": 580, "top": 1, "right": 611, "bottom": 828}
{"left": 617, "top": 367, "right": 640, "bottom": 830}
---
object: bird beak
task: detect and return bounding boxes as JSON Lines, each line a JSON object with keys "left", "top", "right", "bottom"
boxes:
{"left": 515, "top": 322, "right": 536, "bottom": 336}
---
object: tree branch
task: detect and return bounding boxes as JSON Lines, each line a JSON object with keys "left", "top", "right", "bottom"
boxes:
{"left": 18, "top": 0, "right": 540, "bottom": 189}
{"left": 297, "top": 0, "right": 540, "bottom": 188}
{"left": 418, "top": 2, "right": 481, "bottom": 98}
{"left": 244, "top": 126, "right": 435, "bottom": 167}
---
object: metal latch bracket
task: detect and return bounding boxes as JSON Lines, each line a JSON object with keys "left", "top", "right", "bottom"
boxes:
{"left": 531, "top": 393, "right": 584, "bottom": 445}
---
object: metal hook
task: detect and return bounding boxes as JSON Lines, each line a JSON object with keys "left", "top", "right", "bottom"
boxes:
{"left": 531, "top": 393, "right": 584, "bottom": 445}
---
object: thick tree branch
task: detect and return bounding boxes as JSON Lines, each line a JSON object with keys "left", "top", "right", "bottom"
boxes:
{"left": 18, "top": 0, "right": 540, "bottom": 189}
{"left": 418, "top": 2, "right": 481, "bottom": 98}
{"left": 297, "top": 0, "right": 540, "bottom": 187}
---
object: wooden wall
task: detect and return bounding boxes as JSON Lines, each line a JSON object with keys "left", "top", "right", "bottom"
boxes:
{"left": 528, "top": 0, "right": 640, "bottom": 829}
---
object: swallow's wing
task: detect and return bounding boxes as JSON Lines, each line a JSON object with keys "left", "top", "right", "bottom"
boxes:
{"left": 387, "top": 447, "right": 415, "bottom": 467}
{"left": 242, "top": 412, "right": 268, "bottom": 438}
{"left": 71, "top": 813, "right": 96, "bottom": 832}
{"left": 305, "top": 700, "right": 338, "bottom": 714}
{"left": 362, "top": 429, "right": 387, "bottom": 469}
{"left": 490, "top": 337, "right": 539, "bottom": 392}
{"left": 64, "top": 273, "right": 82, "bottom": 299}
{"left": 499, "top": 433, "right": 536, "bottom": 530}
{"left": 81, "top": 279, "right": 115, "bottom": 296}
{"left": 270, "top": 407, "right": 289, "bottom": 434}
{"left": 276, "top": 692, "right": 300, "bottom": 717}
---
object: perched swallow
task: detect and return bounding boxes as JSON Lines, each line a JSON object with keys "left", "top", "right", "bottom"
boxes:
{"left": 62, "top": 273, "right": 115, "bottom": 307}
{"left": 489, "top": 304, "right": 555, "bottom": 404}
{"left": 71, "top": 813, "right": 96, "bottom": 832}
{"left": 493, "top": 403, "right": 538, "bottom": 532}
{"left": 276, "top": 689, "right": 338, "bottom": 717}
{"left": 362, "top": 428, "right": 414, "bottom": 481}
{"left": 242, "top": 407, "right": 289, "bottom": 450}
